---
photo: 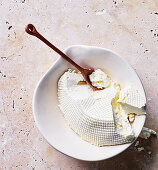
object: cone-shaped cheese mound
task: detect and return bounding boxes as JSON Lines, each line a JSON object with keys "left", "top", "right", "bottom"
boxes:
{"left": 58, "top": 69, "right": 139, "bottom": 146}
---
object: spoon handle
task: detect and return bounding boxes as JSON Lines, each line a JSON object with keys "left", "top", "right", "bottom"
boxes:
{"left": 25, "top": 24, "right": 83, "bottom": 71}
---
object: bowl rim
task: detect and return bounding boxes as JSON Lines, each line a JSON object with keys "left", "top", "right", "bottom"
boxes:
{"left": 32, "top": 45, "right": 146, "bottom": 161}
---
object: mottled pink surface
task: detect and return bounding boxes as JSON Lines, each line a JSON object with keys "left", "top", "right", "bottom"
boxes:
{"left": 0, "top": 0, "right": 157, "bottom": 169}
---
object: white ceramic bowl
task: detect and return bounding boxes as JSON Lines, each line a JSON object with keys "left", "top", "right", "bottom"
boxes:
{"left": 33, "top": 45, "right": 146, "bottom": 161}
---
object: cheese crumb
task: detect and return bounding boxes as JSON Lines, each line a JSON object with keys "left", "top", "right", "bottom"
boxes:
{"left": 139, "top": 127, "right": 157, "bottom": 139}
{"left": 137, "top": 147, "right": 144, "bottom": 152}
{"left": 135, "top": 141, "right": 139, "bottom": 147}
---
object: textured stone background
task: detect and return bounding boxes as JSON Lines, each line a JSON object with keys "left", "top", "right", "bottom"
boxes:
{"left": 0, "top": 0, "right": 158, "bottom": 169}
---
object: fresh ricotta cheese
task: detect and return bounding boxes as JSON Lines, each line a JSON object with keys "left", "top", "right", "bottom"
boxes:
{"left": 58, "top": 69, "right": 146, "bottom": 146}
{"left": 118, "top": 87, "right": 146, "bottom": 108}
{"left": 139, "top": 127, "right": 157, "bottom": 139}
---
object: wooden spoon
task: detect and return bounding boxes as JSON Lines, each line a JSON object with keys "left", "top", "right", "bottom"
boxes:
{"left": 25, "top": 24, "right": 99, "bottom": 90}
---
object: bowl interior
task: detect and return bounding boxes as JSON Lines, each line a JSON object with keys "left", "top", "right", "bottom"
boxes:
{"left": 33, "top": 45, "right": 146, "bottom": 161}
